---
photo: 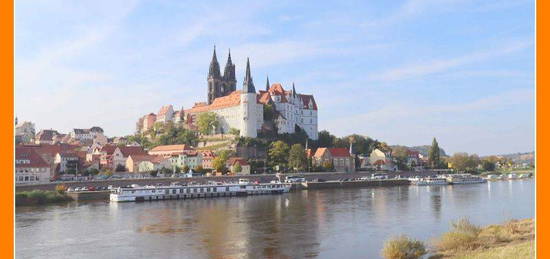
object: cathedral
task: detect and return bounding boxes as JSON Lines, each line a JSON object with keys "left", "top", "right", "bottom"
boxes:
{"left": 207, "top": 47, "right": 236, "bottom": 104}
{"left": 137, "top": 47, "right": 319, "bottom": 140}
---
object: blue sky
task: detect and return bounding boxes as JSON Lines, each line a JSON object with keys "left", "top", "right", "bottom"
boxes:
{"left": 15, "top": 0, "right": 534, "bottom": 156}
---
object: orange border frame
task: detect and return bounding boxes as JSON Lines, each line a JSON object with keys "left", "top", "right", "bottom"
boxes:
{"left": 1, "top": 1, "right": 543, "bottom": 258}
{"left": 1, "top": 0, "right": 14, "bottom": 258}
{"left": 537, "top": 0, "right": 545, "bottom": 257}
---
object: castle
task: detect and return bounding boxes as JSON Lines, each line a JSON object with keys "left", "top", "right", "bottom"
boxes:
{"left": 137, "top": 47, "right": 318, "bottom": 140}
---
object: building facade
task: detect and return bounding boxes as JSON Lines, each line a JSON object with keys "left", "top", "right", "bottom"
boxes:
{"left": 136, "top": 48, "right": 318, "bottom": 140}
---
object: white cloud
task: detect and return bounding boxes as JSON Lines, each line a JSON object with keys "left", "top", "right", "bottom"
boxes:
{"left": 368, "top": 40, "right": 532, "bottom": 82}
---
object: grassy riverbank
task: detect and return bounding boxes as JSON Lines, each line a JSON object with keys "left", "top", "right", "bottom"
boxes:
{"left": 16, "top": 190, "right": 73, "bottom": 206}
{"left": 381, "top": 218, "right": 535, "bottom": 259}
{"left": 431, "top": 218, "right": 535, "bottom": 258}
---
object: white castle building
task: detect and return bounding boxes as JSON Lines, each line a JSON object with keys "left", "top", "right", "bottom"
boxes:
{"left": 137, "top": 48, "right": 318, "bottom": 140}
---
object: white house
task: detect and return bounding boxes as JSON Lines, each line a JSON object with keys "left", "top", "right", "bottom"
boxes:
{"left": 15, "top": 147, "right": 51, "bottom": 184}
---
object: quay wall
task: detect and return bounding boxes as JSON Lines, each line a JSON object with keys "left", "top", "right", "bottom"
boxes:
{"left": 16, "top": 171, "right": 437, "bottom": 192}
{"left": 66, "top": 191, "right": 110, "bottom": 201}
{"left": 303, "top": 179, "right": 410, "bottom": 189}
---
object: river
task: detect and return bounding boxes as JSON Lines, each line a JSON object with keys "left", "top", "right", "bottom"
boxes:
{"left": 16, "top": 179, "right": 534, "bottom": 259}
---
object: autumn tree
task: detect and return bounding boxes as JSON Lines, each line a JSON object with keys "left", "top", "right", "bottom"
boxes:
{"left": 288, "top": 144, "right": 307, "bottom": 171}
{"left": 197, "top": 112, "right": 219, "bottom": 135}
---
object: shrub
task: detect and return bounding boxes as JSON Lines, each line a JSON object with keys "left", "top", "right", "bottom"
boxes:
{"left": 382, "top": 235, "right": 427, "bottom": 259}
{"left": 435, "top": 218, "right": 481, "bottom": 251}
{"left": 55, "top": 184, "right": 66, "bottom": 194}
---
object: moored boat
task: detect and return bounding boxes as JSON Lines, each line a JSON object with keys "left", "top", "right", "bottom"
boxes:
{"left": 110, "top": 180, "right": 292, "bottom": 202}
{"left": 409, "top": 176, "right": 448, "bottom": 186}
{"left": 445, "top": 174, "right": 487, "bottom": 184}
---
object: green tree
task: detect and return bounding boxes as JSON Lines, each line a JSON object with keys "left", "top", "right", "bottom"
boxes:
{"left": 197, "top": 112, "right": 219, "bottom": 135}
{"left": 232, "top": 163, "right": 242, "bottom": 173}
{"left": 317, "top": 130, "right": 336, "bottom": 148}
{"left": 268, "top": 140, "right": 290, "bottom": 170}
{"left": 448, "top": 153, "right": 481, "bottom": 173}
{"left": 229, "top": 128, "right": 240, "bottom": 137}
{"left": 481, "top": 159, "right": 496, "bottom": 171}
{"left": 428, "top": 137, "right": 441, "bottom": 168}
{"left": 392, "top": 146, "right": 410, "bottom": 170}
{"left": 288, "top": 144, "right": 307, "bottom": 171}
{"left": 101, "top": 169, "right": 113, "bottom": 177}
{"left": 212, "top": 150, "right": 230, "bottom": 173}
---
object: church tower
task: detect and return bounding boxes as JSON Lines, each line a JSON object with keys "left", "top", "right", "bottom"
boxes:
{"left": 207, "top": 46, "right": 223, "bottom": 104}
{"left": 222, "top": 49, "right": 236, "bottom": 95}
{"left": 240, "top": 58, "right": 259, "bottom": 138}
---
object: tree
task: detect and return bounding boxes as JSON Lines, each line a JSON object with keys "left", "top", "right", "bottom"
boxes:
{"left": 268, "top": 140, "right": 290, "bottom": 170}
{"left": 229, "top": 128, "right": 240, "bottom": 137}
{"left": 197, "top": 112, "right": 219, "bottom": 135}
{"left": 232, "top": 163, "right": 242, "bottom": 173}
{"left": 428, "top": 137, "right": 441, "bottom": 168}
{"left": 392, "top": 146, "right": 410, "bottom": 170}
{"left": 182, "top": 165, "right": 190, "bottom": 173}
{"left": 317, "top": 130, "right": 336, "bottom": 148}
{"left": 88, "top": 168, "right": 100, "bottom": 176}
{"left": 481, "top": 159, "right": 496, "bottom": 171}
{"left": 448, "top": 153, "right": 481, "bottom": 173}
{"left": 101, "top": 169, "right": 113, "bottom": 177}
{"left": 212, "top": 150, "right": 230, "bottom": 173}
{"left": 288, "top": 144, "right": 307, "bottom": 171}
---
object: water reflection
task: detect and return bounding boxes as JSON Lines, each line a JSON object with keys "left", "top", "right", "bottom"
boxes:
{"left": 16, "top": 180, "right": 535, "bottom": 259}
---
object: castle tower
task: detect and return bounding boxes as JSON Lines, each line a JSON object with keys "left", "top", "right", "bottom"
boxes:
{"left": 222, "top": 49, "right": 236, "bottom": 95}
{"left": 207, "top": 46, "right": 223, "bottom": 104}
{"left": 240, "top": 58, "right": 258, "bottom": 138}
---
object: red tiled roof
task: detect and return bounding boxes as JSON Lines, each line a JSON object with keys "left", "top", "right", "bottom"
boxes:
{"left": 226, "top": 157, "right": 249, "bottom": 166}
{"left": 18, "top": 143, "right": 80, "bottom": 156}
{"left": 186, "top": 91, "right": 243, "bottom": 113}
{"left": 118, "top": 146, "right": 147, "bottom": 157}
{"left": 15, "top": 147, "right": 49, "bottom": 168}
{"left": 299, "top": 94, "right": 318, "bottom": 110}
{"left": 329, "top": 148, "right": 351, "bottom": 157}
{"left": 313, "top": 147, "right": 328, "bottom": 158}
{"left": 149, "top": 144, "right": 191, "bottom": 152}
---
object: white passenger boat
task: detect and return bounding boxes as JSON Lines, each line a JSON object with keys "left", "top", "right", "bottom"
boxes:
{"left": 110, "top": 179, "right": 292, "bottom": 202}
{"left": 486, "top": 174, "right": 499, "bottom": 180}
{"left": 445, "top": 174, "right": 487, "bottom": 184}
{"left": 409, "top": 177, "right": 448, "bottom": 186}
{"left": 508, "top": 173, "right": 518, "bottom": 180}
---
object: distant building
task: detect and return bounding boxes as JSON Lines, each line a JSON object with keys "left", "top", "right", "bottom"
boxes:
{"left": 34, "top": 129, "right": 61, "bottom": 145}
{"left": 200, "top": 150, "right": 215, "bottom": 169}
{"left": 148, "top": 144, "right": 193, "bottom": 157}
{"left": 369, "top": 149, "right": 397, "bottom": 171}
{"left": 15, "top": 121, "right": 35, "bottom": 144}
{"left": 169, "top": 151, "right": 202, "bottom": 170}
{"left": 313, "top": 147, "right": 355, "bottom": 173}
{"left": 135, "top": 48, "right": 318, "bottom": 140}
{"left": 54, "top": 152, "right": 82, "bottom": 173}
{"left": 15, "top": 147, "right": 51, "bottom": 185}
{"left": 93, "top": 145, "right": 147, "bottom": 170}
{"left": 157, "top": 105, "right": 174, "bottom": 123}
{"left": 226, "top": 157, "right": 251, "bottom": 175}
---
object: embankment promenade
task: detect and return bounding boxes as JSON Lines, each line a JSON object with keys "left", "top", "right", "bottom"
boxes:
{"left": 16, "top": 171, "right": 438, "bottom": 192}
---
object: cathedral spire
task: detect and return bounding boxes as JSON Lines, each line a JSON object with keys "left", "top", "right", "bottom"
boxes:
{"left": 292, "top": 82, "right": 297, "bottom": 97}
{"left": 242, "top": 58, "right": 256, "bottom": 93}
{"left": 208, "top": 45, "right": 221, "bottom": 79}
{"left": 265, "top": 75, "right": 270, "bottom": 91}
{"left": 223, "top": 48, "right": 236, "bottom": 83}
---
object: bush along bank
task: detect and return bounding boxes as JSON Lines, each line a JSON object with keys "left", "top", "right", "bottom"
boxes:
{"left": 380, "top": 218, "right": 534, "bottom": 259}
{"left": 16, "top": 190, "right": 73, "bottom": 206}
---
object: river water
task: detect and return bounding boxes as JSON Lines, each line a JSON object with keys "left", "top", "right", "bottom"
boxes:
{"left": 16, "top": 179, "right": 534, "bottom": 259}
